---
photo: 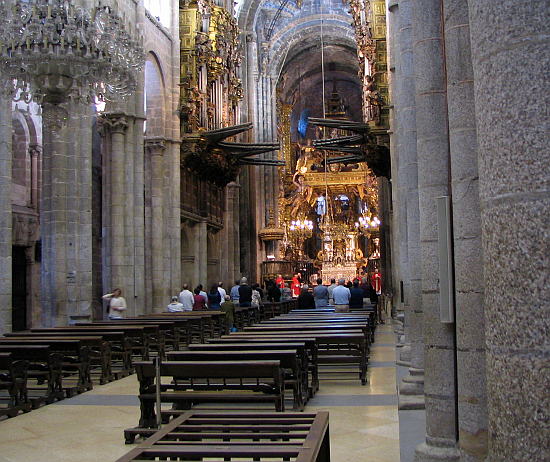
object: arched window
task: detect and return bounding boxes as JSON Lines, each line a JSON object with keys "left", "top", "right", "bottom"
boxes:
{"left": 144, "top": 55, "right": 165, "bottom": 136}
{"left": 11, "top": 116, "right": 30, "bottom": 207}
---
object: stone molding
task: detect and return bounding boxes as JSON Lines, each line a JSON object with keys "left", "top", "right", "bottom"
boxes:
{"left": 100, "top": 113, "right": 129, "bottom": 134}
{"left": 144, "top": 137, "right": 167, "bottom": 155}
{"left": 28, "top": 144, "right": 42, "bottom": 157}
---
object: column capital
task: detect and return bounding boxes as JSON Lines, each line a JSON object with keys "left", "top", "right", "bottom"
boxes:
{"left": 28, "top": 144, "right": 42, "bottom": 157}
{"left": 99, "top": 113, "right": 129, "bottom": 134}
{"left": 144, "top": 137, "right": 167, "bottom": 155}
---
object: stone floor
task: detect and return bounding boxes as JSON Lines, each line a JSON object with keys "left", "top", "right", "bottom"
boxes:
{"left": 0, "top": 324, "right": 403, "bottom": 462}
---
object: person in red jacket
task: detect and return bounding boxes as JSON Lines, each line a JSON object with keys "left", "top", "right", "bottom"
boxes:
{"left": 291, "top": 274, "right": 301, "bottom": 298}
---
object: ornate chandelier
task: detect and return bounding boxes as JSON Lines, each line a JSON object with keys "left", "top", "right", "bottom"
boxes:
{"left": 355, "top": 214, "right": 380, "bottom": 234}
{"left": 0, "top": 0, "right": 145, "bottom": 106}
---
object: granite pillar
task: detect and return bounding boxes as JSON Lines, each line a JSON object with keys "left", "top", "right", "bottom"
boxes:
{"left": 468, "top": 1, "right": 549, "bottom": 460}
{"left": 103, "top": 114, "right": 128, "bottom": 300}
{"left": 390, "top": 0, "right": 424, "bottom": 400}
{"left": 133, "top": 115, "right": 146, "bottom": 316}
{"left": 145, "top": 138, "right": 166, "bottom": 312}
{"left": 442, "top": 0, "right": 487, "bottom": 459}
{"left": 197, "top": 221, "right": 208, "bottom": 286}
{"left": 412, "top": 0, "right": 459, "bottom": 460}
{"left": 0, "top": 98, "right": 12, "bottom": 334}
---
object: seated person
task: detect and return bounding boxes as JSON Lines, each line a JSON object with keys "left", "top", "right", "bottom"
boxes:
{"left": 167, "top": 296, "right": 184, "bottom": 312}
{"left": 220, "top": 295, "right": 235, "bottom": 331}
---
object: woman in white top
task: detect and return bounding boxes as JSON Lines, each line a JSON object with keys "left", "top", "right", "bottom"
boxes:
{"left": 102, "top": 288, "right": 127, "bottom": 320}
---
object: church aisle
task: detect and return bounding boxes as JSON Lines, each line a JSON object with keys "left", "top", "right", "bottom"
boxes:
{"left": 0, "top": 324, "right": 400, "bottom": 462}
{"left": 307, "top": 323, "right": 400, "bottom": 462}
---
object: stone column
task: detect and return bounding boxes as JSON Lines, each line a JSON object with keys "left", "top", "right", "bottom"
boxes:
{"left": 442, "top": 0, "right": 487, "bottom": 459}
{"left": 412, "top": 0, "right": 459, "bottom": 460}
{"left": 145, "top": 138, "right": 166, "bottom": 312}
{"left": 394, "top": 0, "right": 424, "bottom": 402}
{"left": 468, "top": 1, "right": 549, "bottom": 460}
{"left": 133, "top": 115, "right": 146, "bottom": 316}
{"left": 197, "top": 220, "right": 208, "bottom": 286}
{"left": 168, "top": 140, "right": 182, "bottom": 298}
{"left": 103, "top": 114, "right": 129, "bottom": 298}
{"left": 29, "top": 144, "right": 41, "bottom": 210}
{"left": 232, "top": 182, "right": 241, "bottom": 279}
{"left": 0, "top": 97, "right": 12, "bottom": 334}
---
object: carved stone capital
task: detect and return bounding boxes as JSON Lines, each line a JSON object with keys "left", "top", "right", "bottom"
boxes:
{"left": 144, "top": 137, "right": 167, "bottom": 156}
{"left": 100, "top": 113, "right": 129, "bottom": 134}
{"left": 42, "top": 103, "right": 68, "bottom": 131}
{"left": 28, "top": 144, "right": 42, "bottom": 158}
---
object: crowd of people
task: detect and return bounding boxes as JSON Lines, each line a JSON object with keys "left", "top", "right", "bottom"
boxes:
{"left": 102, "top": 272, "right": 381, "bottom": 323}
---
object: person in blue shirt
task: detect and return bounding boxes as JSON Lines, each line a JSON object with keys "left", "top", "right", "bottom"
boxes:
{"left": 332, "top": 278, "right": 351, "bottom": 312}
{"left": 207, "top": 284, "right": 222, "bottom": 310}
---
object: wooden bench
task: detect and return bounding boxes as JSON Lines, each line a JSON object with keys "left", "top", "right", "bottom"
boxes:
{"left": 29, "top": 329, "right": 132, "bottom": 379}
{"left": 216, "top": 336, "right": 320, "bottom": 395}
{"left": 227, "top": 331, "right": 369, "bottom": 385}
{"left": 167, "top": 349, "right": 305, "bottom": 411}
{"left": 129, "top": 360, "right": 285, "bottom": 439}
{"left": 76, "top": 324, "right": 161, "bottom": 359}
{"left": 5, "top": 333, "right": 112, "bottom": 385}
{"left": 0, "top": 345, "right": 64, "bottom": 408}
{"left": 119, "top": 411, "right": 330, "bottom": 461}
{"left": 0, "top": 352, "right": 31, "bottom": 418}
{"left": 0, "top": 338, "right": 92, "bottom": 396}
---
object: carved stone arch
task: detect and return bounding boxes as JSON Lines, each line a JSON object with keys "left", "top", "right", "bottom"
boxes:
{"left": 144, "top": 51, "right": 167, "bottom": 137}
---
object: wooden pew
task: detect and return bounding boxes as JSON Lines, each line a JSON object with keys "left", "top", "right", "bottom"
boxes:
{"left": 119, "top": 411, "right": 330, "bottom": 462}
{"left": 0, "top": 352, "right": 30, "bottom": 418}
{"left": 0, "top": 338, "right": 92, "bottom": 396}
{"left": 30, "top": 329, "right": 132, "bottom": 379}
{"left": 5, "top": 333, "right": 113, "bottom": 385}
{"left": 167, "top": 349, "right": 305, "bottom": 411}
{"left": 189, "top": 341, "right": 312, "bottom": 400}
{"left": 129, "top": 360, "right": 285, "bottom": 439}
{"left": 76, "top": 323, "right": 163, "bottom": 359}
{"left": 215, "top": 336, "right": 320, "bottom": 395}
{"left": 227, "top": 331, "right": 369, "bottom": 385}
{"left": 0, "top": 345, "right": 64, "bottom": 408}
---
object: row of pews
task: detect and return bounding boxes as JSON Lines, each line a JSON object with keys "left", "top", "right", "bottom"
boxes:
{"left": 1, "top": 299, "right": 378, "bottom": 461}
{"left": 0, "top": 303, "right": 282, "bottom": 418}
{"left": 119, "top": 302, "right": 377, "bottom": 462}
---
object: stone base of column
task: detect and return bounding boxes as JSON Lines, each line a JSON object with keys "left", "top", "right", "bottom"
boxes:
{"left": 415, "top": 440, "right": 460, "bottom": 462}
{"left": 397, "top": 344, "right": 412, "bottom": 366}
{"left": 398, "top": 367, "right": 425, "bottom": 409}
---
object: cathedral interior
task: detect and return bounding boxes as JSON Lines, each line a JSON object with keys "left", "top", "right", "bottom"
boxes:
{"left": 0, "top": 0, "right": 547, "bottom": 461}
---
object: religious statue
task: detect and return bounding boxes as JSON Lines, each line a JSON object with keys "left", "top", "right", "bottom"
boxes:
{"left": 289, "top": 173, "right": 314, "bottom": 217}
{"left": 315, "top": 192, "right": 326, "bottom": 216}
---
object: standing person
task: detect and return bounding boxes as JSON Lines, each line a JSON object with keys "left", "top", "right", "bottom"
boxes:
{"left": 238, "top": 277, "right": 253, "bottom": 307}
{"left": 253, "top": 283, "right": 264, "bottom": 300}
{"left": 313, "top": 278, "right": 329, "bottom": 308}
{"left": 291, "top": 274, "right": 301, "bottom": 298}
{"left": 275, "top": 274, "right": 285, "bottom": 289}
{"left": 192, "top": 287, "right": 206, "bottom": 311}
{"left": 220, "top": 295, "right": 235, "bottom": 332}
{"left": 267, "top": 280, "right": 281, "bottom": 302}
{"left": 230, "top": 280, "right": 240, "bottom": 304}
{"left": 297, "top": 285, "right": 315, "bottom": 309}
{"left": 251, "top": 284, "right": 262, "bottom": 308}
{"left": 197, "top": 284, "right": 208, "bottom": 303}
{"left": 280, "top": 282, "right": 292, "bottom": 301}
{"left": 167, "top": 296, "right": 184, "bottom": 312}
{"left": 327, "top": 278, "right": 337, "bottom": 305}
{"left": 178, "top": 284, "right": 194, "bottom": 311}
{"left": 349, "top": 280, "right": 364, "bottom": 309}
{"left": 217, "top": 281, "right": 227, "bottom": 300}
{"left": 207, "top": 284, "right": 222, "bottom": 310}
{"left": 332, "top": 278, "right": 351, "bottom": 312}
{"left": 102, "top": 288, "right": 127, "bottom": 320}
